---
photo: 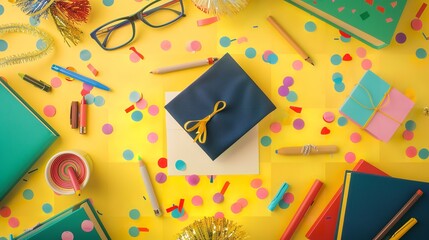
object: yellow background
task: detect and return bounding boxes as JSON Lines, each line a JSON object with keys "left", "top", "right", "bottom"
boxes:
{"left": 1, "top": 0, "right": 429, "bottom": 239}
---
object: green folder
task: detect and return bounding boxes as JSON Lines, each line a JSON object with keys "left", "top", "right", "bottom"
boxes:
{"left": 0, "top": 77, "right": 59, "bottom": 200}
{"left": 13, "top": 199, "right": 111, "bottom": 239}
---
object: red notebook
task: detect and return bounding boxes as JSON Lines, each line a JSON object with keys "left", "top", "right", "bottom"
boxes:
{"left": 305, "top": 160, "right": 389, "bottom": 239}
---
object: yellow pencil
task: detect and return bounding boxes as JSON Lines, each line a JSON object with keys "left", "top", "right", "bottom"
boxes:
{"left": 389, "top": 218, "right": 417, "bottom": 240}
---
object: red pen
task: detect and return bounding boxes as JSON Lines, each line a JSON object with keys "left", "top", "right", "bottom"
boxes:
{"left": 79, "top": 97, "right": 87, "bottom": 134}
{"left": 280, "top": 179, "right": 324, "bottom": 240}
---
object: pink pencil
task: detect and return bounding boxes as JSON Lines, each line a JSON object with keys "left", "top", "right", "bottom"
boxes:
{"left": 280, "top": 179, "right": 324, "bottom": 240}
{"left": 67, "top": 167, "right": 81, "bottom": 196}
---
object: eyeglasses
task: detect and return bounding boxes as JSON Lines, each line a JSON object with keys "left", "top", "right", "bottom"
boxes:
{"left": 90, "top": 0, "right": 185, "bottom": 51}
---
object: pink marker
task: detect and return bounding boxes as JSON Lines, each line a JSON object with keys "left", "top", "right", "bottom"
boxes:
{"left": 213, "top": 181, "right": 230, "bottom": 203}
{"left": 66, "top": 167, "right": 81, "bottom": 196}
{"left": 79, "top": 97, "right": 87, "bottom": 134}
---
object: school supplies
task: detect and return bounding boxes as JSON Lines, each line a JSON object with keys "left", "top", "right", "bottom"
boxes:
{"left": 12, "top": 199, "right": 111, "bottom": 239}
{"left": 339, "top": 70, "right": 414, "bottom": 142}
{"left": 18, "top": 73, "right": 51, "bottom": 92}
{"left": 150, "top": 57, "right": 218, "bottom": 74}
{"left": 389, "top": 218, "right": 418, "bottom": 240}
{"left": 336, "top": 171, "right": 429, "bottom": 240}
{"left": 79, "top": 97, "right": 87, "bottom": 134}
{"left": 275, "top": 144, "right": 338, "bottom": 155}
{"left": 70, "top": 101, "right": 79, "bottom": 129}
{"left": 268, "top": 182, "right": 289, "bottom": 211}
{"left": 51, "top": 64, "right": 111, "bottom": 91}
{"left": 138, "top": 156, "right": 162, "bottom": 216}
{"left": 0, "top": 77, "right": 58, "bottom": 200}
{"left": 165, "top": 53, "right": 276, "bottom": 160}
{"left": 284, "top": 0, "right": 408, "bottom": 49}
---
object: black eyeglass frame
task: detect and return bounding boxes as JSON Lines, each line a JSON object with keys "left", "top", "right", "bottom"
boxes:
{"left": 90, "top": 0, "right": 185, "bottom": 51}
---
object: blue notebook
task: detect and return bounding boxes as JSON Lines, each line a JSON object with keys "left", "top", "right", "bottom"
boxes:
{"left": 336, "top": 171, "right": 429, "bottom": 240}
{"left": 165, "top": 53, "right": 276, "bottom": 160}
{"left": 0, "top": 77, "right": 59, "bottom": 200}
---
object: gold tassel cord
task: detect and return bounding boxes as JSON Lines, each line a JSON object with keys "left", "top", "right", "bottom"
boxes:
{"left": 177, "top": 217, "right": 248, "bottom": 240}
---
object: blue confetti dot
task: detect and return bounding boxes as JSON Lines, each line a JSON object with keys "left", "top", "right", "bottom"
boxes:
{"left": 340, "top": 36, "right": 351, "bottom": 43}
{"left": 175, "top": 160, "right": 186, "bottom": 171}
{"left": 103, "top": 0, "right": 114, "bottom": 7}
{"left": 416, "top": 48, "right": 427, "bottom": 59}
{"left": 260, "top": 136, "right": 272, "bottom": 147}
{"left": 334, "top": 82, "right": 345, "bottom": 92}
{"left": 405, "top": 120, "right": 416, "bottom": 131}
{"left": 94, "top": 96, "right": 105, "bottom": 107}
{"left": 286, "top": 91, "right": 298, "bottom": 102}
{"left": 171, "top": 208, "right": 185, "bottom": 218}
{"left": 129, "top": 91, "right": 142, "bottom": 103}
{"left": 267, "top": 53, "right": 279, "bottom": 64}
{"left": 23, "top": 189, "right": 34, "bottom": 200}
{"left": 304, "top": 21, "right": 316, "bottom": 32}
{"left": 338, "top": 116, "right": 348, "bottom": 126}
{"left": 245, "top": 47, "right": 257, "bottom": 58}
{"left": 219, "top": 36, "right": 231, "bottom": 47}
{"left": 123, "top": 149, "right": 134, "bottom": 161}
{"left": 330, "top": 54, "right": 342, "bottom": 65}
{"left": 419, "top": 148, "right": 428, "bottom": 160}
{"left": 0, "top": 40, "right": 8, "bottom": 51}
{"left": 85, "top": 94, "right": 95, "bottom": 104}
{"left": 131, "top": 110, "right": 143, "bottom": 122}
{"left": 129, "top": 226, "right": 139, "bottom": 237}
{"left": 129, "top": 209, "right": 140, "bottom": 220}
{"left": 80, "top": 50, "right": 92, "bottom": 61}
{"left": 42, "top": 203, "right": 53, "bottom": 213}
{"left": 278, "top": 201, "right": 290, "bottom": 209}
{"left": 332, "top": 72, "right": 343, "bottom": 83}
{"left": 0, "top": 5, "right": 4, "bottom": 15}
{"left": 29, "top": 16, "right": 40, "bottom": 26}
{"left": 36, "top": 39, "right": 48, "bottom": 50}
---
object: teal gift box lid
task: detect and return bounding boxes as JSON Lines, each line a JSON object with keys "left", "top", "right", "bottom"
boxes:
{"left": 165, "top": 53, "right": 276, "bottom": 160}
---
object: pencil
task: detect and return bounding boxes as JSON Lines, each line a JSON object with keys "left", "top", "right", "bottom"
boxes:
{"left": 276, "top": 145, "right": 338, "bottom": 155}
{"left": 150, "top": 57, "right": 218, "bottom": 74}
{"left": 138, "top": 156, "right": 162, "bottom": 217}
{"left": 373, "top": 189, "right": 423, "bottom": 240}
{"left": 267, "top": 15, "right": 315, "bottom": 66}
{"left": 389, "top": 218, "right": 417, "bottom": 240}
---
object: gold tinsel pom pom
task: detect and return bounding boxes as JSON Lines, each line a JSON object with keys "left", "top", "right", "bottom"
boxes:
{"left": 177, "top": 217, "right": 248, "bottom": 240}
{"left": 192, "top": 0, "right": 249, "bottom": 15}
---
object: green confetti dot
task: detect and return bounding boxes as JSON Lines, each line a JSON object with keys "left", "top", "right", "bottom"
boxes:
{"left": 416, "top": 48, "right": 427, "bottom": 59}
{"left": 332, "top": 72, "right": 343, "bottom": 83}
{"left": 330, "top": 54, "right": 342, "bottom": 65}
{"left": 129, "top": 209, "right": 140, "bottom": 220}
{"left": 80, "top": 49, "right": 92, "bottom": 61}
{"left": 278, "top": 201, "right": 290, "bottom": 209}
{"left": 123, "top": 149, "right": 134, "bottom": 161}
{"left": 419, "top": 148, "right": 429, "bottom": 160}
{"left": 219, "top": 36, "right": 231, "bottom": 47}
{"left": 131, "top": 111, "right": 143, "bottom": 122}
{"left": 94, "top": 96, "right": 105, "bottom": 107}
{"left": 338, "top": 116, "right": 348, "bottom": 126}
{"left": 23, "top": 189, "right": 34, "bottom": 200}
{"left": 260, "top": 136, "right": 272, "bottom": 147}
{"left": 405, "top": 120, "right": 416, "bottom": 131}
{"left": 175, "top": 160, "right": 186, "bottom": 171}
{"left": 129, "top": 226, "right": 139, "bottom": 237}
{"left": 304, "top": 21, "right": 316, "bottom": 32}
{"left": 42, "top": 203, "right": 53, "bottom": 213}
{"left": 0, "top": 40, "right": 7, "bottom": 51}
{"left": 334, "top": 82, "right": 345, "bottom": 92}
{"left": 245, "top": 47, "right": 257, "bottom": 58}
{"left": 286, "top": 91, "right": 298, "bottom": 102}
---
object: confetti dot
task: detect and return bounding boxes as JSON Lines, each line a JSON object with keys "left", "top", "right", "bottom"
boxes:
{"left": 282, "top": 192, "right": 294, "bottom": 204}
{"left": 129, "top": 226, "right": 139, "bottom": 237}
{"left": 94, "top": 96, "right": 105, "bottom": 107}
{"left": 245, "top": 47, "right": 257, "bottom": 58}
{"left": 356, "top": 47, "right": 367, "bottom": 58}
{"left": 9, "top": 217, "right": 20, "bottom": 228}
{"left": 286, "top": 91, "right": 298, "bottom": 102}
{"left": 256, "top": 187, "right": 269, "bottom": 199}
{"left": 332, "top": 72, "right": 343, "bottom": 83}
{"left": 61, "top": 231, "right": 73, "bottom": 240}
{"left": 402, "top": 130, "right": 414, "bottom": 141}
{"left": 147, "top": 132, "right": 158, "bottom": 143}
{"left": 0, "top": 40, "right": 7, "bottom": 51}
{"left": 23, "top": 189, "right": 34, "bottom": 200}
{"left": 361, "top": 59, "right": 372, "bottom": 70}
{"left": 51, "top": 77, "right": 62, "bottom": 88}
{"left": 0, "top": 5, "right": 4, "bottom": 15}
{"left": 419, "top": 148, "right": 429, "bottom": 160}
{"left": 187, "top": 40, "right": 202, "bottom": 52}
{"left": 293, "top": 118, "right": 305, "bottom": 130}
{"left": 158, "top": 157, "right": 167, "bottom": 168}
{"left": 219, "top": 36, "right": 231, "bottom": 47}
{"left": 84, "top": 94, "right": 95, "bottom": 104}
{"left": 213, "top": 192, "right": 224, "bottom": 203}
{"left": 395, "top": 32, "right": 407, "bottom": 44}
{"left": 214, "top": 212, "right": 224, "bottom": 219}
{"left": 278, "top": 85, "right": 290, "bottom": 97}
{"left": 36, "top": 39, "right": 48, "bottom": 50}
{"left": 323, "top": 112, "right": 335, "bottom": 123}
{"left": 171, "top": 208, "right": 185, "bottom": 218}
{"left": 129, "top": 91, "right": 142, "bottom": 103}
{"left": 237, "top": 198, "right": 248, "bottom": 208}
{"left": 79, "top": 50, "right": 91, "bottom": 61}
{"left": 350, "top": 132, "right": 362, "bottom": 143}
{"left": 260, "top": 136, "right": 271, "bottom": 147}
{"left": 175, "top": 160, "right": 186, "bottom": 171}
{"left": 405, "top": 120, "right": 416, "bottom": 131}
{"left": 129, "top": 52, "right": 141, "bottom": 63}
{"left": 186, "top": 174, "right": 200, "bottom": 186}
{"left": 265, "top": 52, "right": 278, "bottom": 64}
{"left": 334, "top": 82, "right": 346, "bottom": 92}
{"left": 0, "top": 206, "right": 11, "bottom": 218}
{"left": 304, "top": 21, "right": 317, "bottom": 32}
{"left": 129, "top": 209, "right": 140, "bottom": 220}
{"left": 283, "top": 76, "right": 294, "bottom": 87}
{"left": 123, "top": 149, "right": 134, "bottom": 161}
{"left": 270, "top": 122, "right": 282, "bottom": 133}
{"left": 344, "top": 152, "right": 356, "bottom": 163}
{"left": 29, "top": 16, "right": 40, "bottom": 26}
{"left": 42, "top": 203, "right": 52, "bottom": 213}
{"left": 81, "top": 220, "right": 94, "bottom": 232}
{"left": 148, "top": 105, "right": 159, "bottom": 116}
{"left": 330, "top": 54, "right": 342, "bottom": 65}
{"left": 338, "top": 116, "right": 348, "bottom": 126}
{"left": 231, "top": 202, "right": 243, "bottom": 214}
{"left": 102, "top": 0, "right": 114, "bottom": 6}
{"left": 406, "top": 146, "right": 417, "bottom": 158}
{"left": 131, "top": 111, "right": 143, "bottom": 122}
{"left": 292, "top": 60, "right": 303, "bottom": 70}
{"left": 136, "top": 98, "right": 148, "bottom": 109}
{"left": 250, "top": 178, "right": 263, "bottom": 189}
{"left": 43, "top": 105, "right": 56, "bottom": 117}
{"left": 160, "top": 40, "right": 171, "bottom": 51}
{"left": 155, "top": 172, "right": 167, "bottom": 184}
{"left": 192, "top": 195, "right": 203, "bottom": 206}
{"left": 416, "top": 48, "right": 427, "bottom": 59}
{"left": 102, "top": 123, "right": 114, "bottom": 135}
{"left": 278, "top": 201, "right": 290, "bottom": 209}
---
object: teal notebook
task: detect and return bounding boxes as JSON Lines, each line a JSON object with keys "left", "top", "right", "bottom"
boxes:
{"left": 336, "top": 171, "right": 429, "bottom": 240}
{"left": 0, "top": 77, "right": 59, "bottom": 200}
{"left": 13, "top": 199, "right": 111, "bottom": 239}
{"left": 284, "top": 0, "right": 408, "bottom": 49}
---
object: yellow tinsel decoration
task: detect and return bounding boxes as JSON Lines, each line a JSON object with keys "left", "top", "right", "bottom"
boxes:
{"left": 177, "top": 217, "right": 248, "bottom": 240}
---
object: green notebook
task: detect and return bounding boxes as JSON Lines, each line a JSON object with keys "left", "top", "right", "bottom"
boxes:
{"left": 0, "top": 77, "right": 59, "bottom": 200}
{"left": 13, "top": 199, "right": 111, "bottom": 239}
{"left": 284, "top": 0, "right": 408, "bottom": 49}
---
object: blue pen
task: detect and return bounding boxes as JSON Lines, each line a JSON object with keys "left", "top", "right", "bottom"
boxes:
{"left": 268, "top": 182, "right": 289, "bottom": 211}
{"left": 51, "top": 64, "right": 110, "bottom": 91}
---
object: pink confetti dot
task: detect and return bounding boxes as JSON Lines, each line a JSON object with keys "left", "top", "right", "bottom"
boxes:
{"left": 361, "top": 59, "right": 372, "bottom": 70}
{"left": 160, "top": 40, "right": 171, "bottom": 51}
{"left": 0, "top": 206, "right": 11, "bottom": 218}
{"left": 292, "top": 60, "right": 303, "bottom": 70}
{"left": 250, "top": 178, "right": 263, "bottom": 189}
{"left": 83, "top": 83, "right": 93, "bottom": 91}
{"left": 231, "top": 202, "right": 243, "bottom": 214}
{"left": 8, "top": 217, "right": 19, "bottom": 228}
{"left": 293, "top": 118, "right": 305, "bottom": 130}
{"left": 278, "top": 85, "right": 290, "bottom": 97}
{"left": 402, "top": 130, "right": 414, "bottom": 141}
{"left": 61, "top": 231, "right": 74, "bottom": 240}
{"left": 323, "top": 112, "right": 335, "bottom": 123}
{"left": 213, "top": 192, "right": 224, "bottom": 203}
{"left": 129, "top": 52, "right": 141, "bottom": 63}
{"left": 155, "top": 172, "right": 167, "bottom": 184}
{"left": 282, "top": 192, "right": 294, "bottom": 204}
{"left": 406, "top": 146, "right": 417, "bottom": 158}
{"left": 148, "top": 105, "right": 159, "bottom": 116}
{"left": 256, "top": 187, "right": 269, "bottom": 199}
{"left": 263, "top": 50, "right": 274, "bottom": 61}
{"left": 237, "top": 198, "right": 248, "bottom": 207}
{"left": 186, "top": 174, "right": 200, "bottom": 186}
{"left": 136, "top": 98, "right": 148, "bottom": 109}
{"left": 350, "top": 132, "right": 362, "bottom": 143}
{"left": 283, "top": 76, "right": 294, "bottom": 87}
{"left": 81, "top": 220, "right": 94, "bottom": 232}
{"left": 50, "top": 77, "right": 62, "bottom": 88}
{"left": 270, "top": 122, "right": 282, "bottom": 133}
{"left": 187, "top": 40, "right": 202, "bottom": 52}
{"left": 214, "top": 212, "right": 224, "bottom": 219}
{"left": 178, "top": 212, "right": 189, "bottom": 221}
{"left": 43, "top": 105, "right": 56, "bottom": 117}
{"left": 147, "top": 132, "right": 158, "bottom": 143}
{"left": 356, "top": 47, "right": 367, "bottom": 58}
{"left": 102, "top": 123, "right": 113, "bottom": 135}
{"left": 344, "top": 152, "right": 356, "bottom": 163}
{"left": 191, "top": 195, "right": 203, "bottom": 206}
